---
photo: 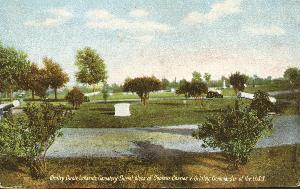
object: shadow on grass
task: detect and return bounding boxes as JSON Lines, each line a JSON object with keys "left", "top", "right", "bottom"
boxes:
{"left": 89, "top": 107, "right": 114, "bottom": 111}
{"left": 132, "top": 141, "right": 229, "bottom": 172}
{"left": 150, "top": 102, "right": 183, "bottom": 106}
{"left": 194, "top": 109, "right": 224, "bottom": 113}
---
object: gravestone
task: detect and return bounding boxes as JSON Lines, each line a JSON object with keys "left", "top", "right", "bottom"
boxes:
{"left": 12, "top": 100, "right": 20, "bottom": 107}
{"left": 114, "top": 103, "right": 131, "bottom": 117}
{"left": 223, "top": 80, "right": 227, "bottom": 89}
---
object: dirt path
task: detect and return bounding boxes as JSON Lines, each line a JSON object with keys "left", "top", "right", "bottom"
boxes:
{"left": 46, "top": 115, "right": 300, "bottom": 158}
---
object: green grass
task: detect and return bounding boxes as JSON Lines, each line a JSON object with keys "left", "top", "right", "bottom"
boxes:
{"left": 0, "top": 145, "right": 298, "bottom": 188}
{"left": 65, "top": 98, "right": 250, "bottom": 128}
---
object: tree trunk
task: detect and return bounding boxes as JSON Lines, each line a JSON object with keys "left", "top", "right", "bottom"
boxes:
{"left": 9, "top": 88, "right": 13, "bottom": 101}
{"left": 31, "top": 90, "right": 35, "bottom": 100}
{"left": 54, "top": 88, "right": 57, "bottom": 100}
{"left": 28, "top": 159, "right": 46, "bottom": 179}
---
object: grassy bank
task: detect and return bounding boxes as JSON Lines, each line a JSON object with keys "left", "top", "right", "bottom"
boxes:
{"left": 0, "top": 145, "right": 298, "bottom": 188}
{"left": 65, "top": 98, "right": 250, "bottom": 128}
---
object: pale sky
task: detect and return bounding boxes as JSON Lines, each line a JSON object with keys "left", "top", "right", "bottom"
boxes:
{"left": 1, "top": 0, "right": 299, "bottom": 85}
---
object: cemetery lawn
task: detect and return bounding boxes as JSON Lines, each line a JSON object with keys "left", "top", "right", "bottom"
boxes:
{"left": 0, "top": 144, "right": 298, "bottom": 188}
{"left": 65, "top": 99, "right": 250, "bottom": 128}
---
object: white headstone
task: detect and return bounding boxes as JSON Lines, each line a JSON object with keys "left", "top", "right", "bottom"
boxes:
{"left": 12, "top": 100, "right": 20, "bottom": 107}
{"left": 114, "top": 103, "right": 131, "bottom": 117}
{"left": 223, "top": 80, "right": 227, "bottom": 88}
{"left": 170, "top": 88, "right": 176, "bottom": 93}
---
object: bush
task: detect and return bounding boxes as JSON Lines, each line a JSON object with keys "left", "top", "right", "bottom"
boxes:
{"left": 65, "top": 87, "right": 85, "bottom": 109}
{"left": 250, "top": 90, "right": 274, "bottom": 119}
{"left": 193, "top": 101, "right": 272, "bottom": 169}
{"left": 0, "top": 102, "right": 72, "bottom": 178}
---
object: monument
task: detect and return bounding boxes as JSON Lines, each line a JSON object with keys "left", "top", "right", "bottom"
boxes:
{"left": 114, "top": 103, "right": 131, "bottom": 117}
{"left": 223, "top": 80, "right": 227, "bottom": 89}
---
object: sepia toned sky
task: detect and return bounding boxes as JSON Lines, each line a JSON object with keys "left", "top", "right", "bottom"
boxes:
{"left": 0, "top": 0, "right": 299, "bottom": 84}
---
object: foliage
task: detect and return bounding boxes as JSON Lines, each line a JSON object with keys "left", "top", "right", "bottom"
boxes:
{"left": 0, "top": 102, "right": 72, "bottom": 178}
{"left": 176, "top": 79, "right": 191, "bottom": 98}
{"left": 19, "top": 63, "right": 49, "bottom": 99}
{"left": 229, "top": 72, "right": 248, "bottom": 93}
{"left": 102, "top": 83, "right": 109, "bottom": 103}
{"left": 192, "top": 71, "right": 202, "bottom": 82}
{"left": 161, "top": 78, "right": 170, "bottom": 90}
{"left": 109, "top": 83, "right": 123, "bottom": 93}
{"left": 75, "top": 47, "right": 107, "bottom": 88}
{"left": 250, "top": 90, "right": 274, "bottom": 119}
{"left": 283, "top": 67, "right": 300, "bottom": 85}
{"left": 123, "top": 76, "right": 162, "bottom": 105}
{"left": 43, "top": 57, "right": 69, "bottom": 100}
{"left": 204, "top": 73, "right": 211, "bottom": 83}
{"left": 176, "top": 80, "right": 208, "bottom": 99}
{"left": 193, "top": 100, "right": 272, "bottom": 169}
{"left": 0, "top": 44, "right": 31, "bottom": 100}
{"left": 189, "top": 81, "right": 208, "bottom": 99}
{"left": 65, "top": 87, "right": 85, "bottom": 109}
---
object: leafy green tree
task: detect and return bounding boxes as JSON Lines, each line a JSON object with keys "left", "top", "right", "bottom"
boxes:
{"left": 123, "top": 76, "right": 162, "bottom": 105}
{"left": 229, "top": 72, "right": 248, "bottom": 94}
{"left": 19, "top": 63, "right": 46, "bottom": 100}
{"left": 161, "top": 78, "right": 170, "bottom": 90}
{"left": 43, "top": 57, "right": 69, "bottom": 100}
{"left": 110, "top": 83, "right": 123, "bottom": 93}
{"left": 0, "top": 102, "right": 72, "bottom": 178}
{"left": 102, "top": 82, "right": 109, "bottom": 103}
{"left": 176, "top": 79, "right": 191, "bottom": 98}
{"left": 193, "top": 101, "right": 272, "bottom": 169}
{"left": 192, "top": 71, "right": 202, "bottom": 82}
{"left": 204, "top": 73, "right": 211, "bottom": 83}
{"left": 0, "top": 44, "right": 30, "bottom": 100}
{"left": 65, "top": 87, "right": 85, "bottom": 109}
{"left": 189, "top": 81, "right": 208, "bottom": 100}
{"left": 284, "top": 67, "right": 299, "bottom": 86}
{"left": 75, "top": 47, "right": 107, "bottom": 91}
{"left": 250, "top": 90, "right": 274, "bottom": 119}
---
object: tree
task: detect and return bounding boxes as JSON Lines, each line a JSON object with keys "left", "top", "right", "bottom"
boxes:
{"left": 102, "top": 82, "right": 109, "bottom": 103}
{"left": 204, "top": 73, "right": 211, "bottom": 83}
{"left": 176, "top": 79, "right": 191, "bottom": 98}
{"left": 123, "top": 76, "right": 162, "bottom": 105}
{"left": 192, "top": 71, "right": 202, "bottom": 82}
{"left": 229, "top": 72, "right": 248, "bottom": 94}
{"left": 19, "top": 63, "right": 46, "bottom": 100}
{"left": 0, "top": 44, "right": 30, "bottom": 100}
{"left": 250, "top": 90, "right": 274, "bottom": 119}
{"left": 75, "top": 47, "right": 107, "bottom": 91}
{"left": 43, "top": 57, "right": 69, "bottom": 100}
{"left": 176, "top": 80, "right": 208, "bottom": 100}
{"left": 65, "top": 87, "right": 85, "bottom": 109}
{"left": 161, "top": 78, "right": 170, "bottom": 90}
{"left": 193, "top": 101, "right": 272, "bottom": 169}
{"left": 0, "top": 102, "right": 72, "bottom": 178}
{"left": 110, "top": 83, "right": 123, "bottom": 93}
{"left": 284, "top": 67, "right": 299, "bottom": 85}
{"left": 189, "top": 81, "right": 208, "bottom": 100}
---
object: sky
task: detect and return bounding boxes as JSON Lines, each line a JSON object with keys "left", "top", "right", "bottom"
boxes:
{"left": 0, "top": 0, "right": 299, "bottom": 85}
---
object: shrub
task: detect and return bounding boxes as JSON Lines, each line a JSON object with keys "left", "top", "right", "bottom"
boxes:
{"left": 250, "top": 90, "right": 274, "bottom": 119}
{"left": 65, "top": 87, "right": 85, "bottom": 109}
{"left": 0, "top": 102, "right": 72, "bottom": 178}
{"left": 193, "top": 101, "right": 272, "bottom": 169}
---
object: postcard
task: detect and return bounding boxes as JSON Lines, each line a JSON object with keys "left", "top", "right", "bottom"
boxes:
{"left": 0, "top": 0, "right": 299, "bottom": 188}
